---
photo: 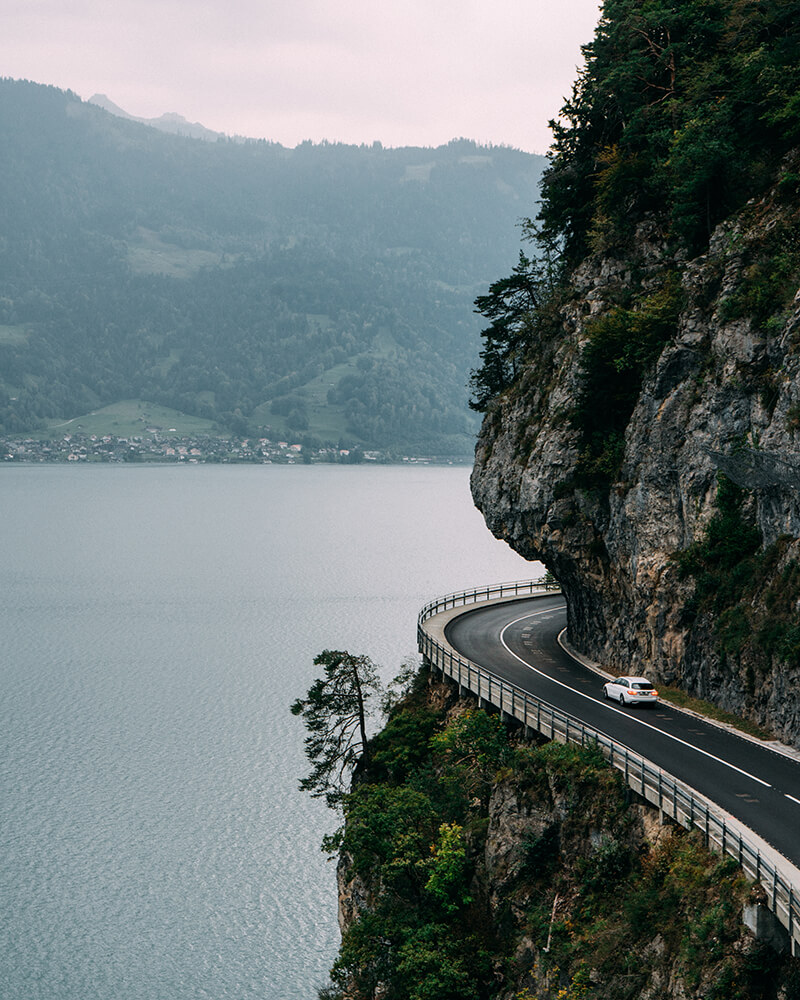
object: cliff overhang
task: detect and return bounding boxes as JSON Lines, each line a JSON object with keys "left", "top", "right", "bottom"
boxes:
{"left": 472, "top": 159, "right": 800, "bottom": 746}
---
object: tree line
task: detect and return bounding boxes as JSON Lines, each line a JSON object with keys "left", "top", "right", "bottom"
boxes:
{"left": 0, "top": 80, "right": 545, "bottom": 453}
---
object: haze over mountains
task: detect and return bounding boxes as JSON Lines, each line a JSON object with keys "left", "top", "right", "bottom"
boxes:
{"left": 0, "top": 79, "right": 546, "bottom": 455}
{"left": 87, "top": 93, "right": 228, "bottom": 142}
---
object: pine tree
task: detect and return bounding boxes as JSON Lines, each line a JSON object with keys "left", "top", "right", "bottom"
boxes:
{"left": 291, "top": 650, "right": 383, "bottom": 808}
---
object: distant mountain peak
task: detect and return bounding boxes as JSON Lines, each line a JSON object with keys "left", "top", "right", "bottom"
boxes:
{"left": 88, "top": 93, "right": 136, "bottom": 120}
{"left": 88, "top": 93, "right": 224, "bottom": 141}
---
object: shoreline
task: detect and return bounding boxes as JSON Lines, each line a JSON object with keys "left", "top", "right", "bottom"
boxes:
{"left": 1, "top": 432, "right": 474, "bottom": 467}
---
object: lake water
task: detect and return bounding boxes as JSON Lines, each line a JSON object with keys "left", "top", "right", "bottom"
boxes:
{"left": 0, "top": 464, "right": 537, "bottom": 1000}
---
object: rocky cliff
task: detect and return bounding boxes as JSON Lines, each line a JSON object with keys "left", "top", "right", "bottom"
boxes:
{"left": 471, "top": 155, "right": 800, "bottom": 746}
{"left": 330, "top": 673, "right": 798, "bottom": 1000}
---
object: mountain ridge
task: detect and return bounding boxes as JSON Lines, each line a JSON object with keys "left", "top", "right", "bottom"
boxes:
{"left": 88, "top": 93, "right": 227, "bottom": 141}
{"left": 0, "top": 79, "right": 546, "bottom": 454}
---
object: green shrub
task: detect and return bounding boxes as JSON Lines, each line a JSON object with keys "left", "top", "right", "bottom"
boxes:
{"left": 393, "top": 924, "right": 490, "bottom": 1000}
{"left": 578, "top": 837, "right": 635, "bottom": 893}
{"left": 368, "top": 705, "right": 440, "bottom": 785}
{"left": 571, "top": 277, "right": 681, "bottom": 490}
{"left": 719, "top": 242, "right": 800, "bottom": 330}
{"left": 676, "top": 482, "right": 800, "bottom": 672}
{"left": 430, "top": 708, "right": 512, "bottom": 803}
{"left": 675, "top": 474, "right": 761, "bottom": 610}
{"left": 518, "top": 823, "right": 561, "bottom": 881}
{"left": 421, "top": 822, "right": 472, "bottom": 914}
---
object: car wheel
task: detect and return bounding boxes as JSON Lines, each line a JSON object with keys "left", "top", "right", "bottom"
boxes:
{"left": 619, "top": 692, "right": 626, "bottom": 705}
{"left": 603, "top": 686, "right": 610, "bottom": 700}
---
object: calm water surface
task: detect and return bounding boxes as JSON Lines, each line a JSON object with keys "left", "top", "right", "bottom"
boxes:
{"left": 0, "top": 464, "right": 537, "bottom": 1000}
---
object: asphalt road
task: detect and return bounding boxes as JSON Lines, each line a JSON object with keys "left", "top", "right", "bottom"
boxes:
{"left": 445, "top": 595, "right": 800, "bottom": 870}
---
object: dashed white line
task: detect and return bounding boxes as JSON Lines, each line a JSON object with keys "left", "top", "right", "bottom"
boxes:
{"left": 499, "top": 607, "right": 772, "bottom": 791}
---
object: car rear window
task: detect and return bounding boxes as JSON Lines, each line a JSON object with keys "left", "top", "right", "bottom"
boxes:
{"left": 631, "top": 682, "right": 653, "bottom": 690}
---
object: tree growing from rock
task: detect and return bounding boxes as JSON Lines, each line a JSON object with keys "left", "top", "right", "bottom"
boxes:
{"left": 291, "top": 650, "right": 383, "bottom": 808}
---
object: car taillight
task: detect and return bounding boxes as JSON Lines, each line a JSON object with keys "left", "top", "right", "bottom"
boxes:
{"left": 627, "top": 690, "right": 637, "bottom": 696}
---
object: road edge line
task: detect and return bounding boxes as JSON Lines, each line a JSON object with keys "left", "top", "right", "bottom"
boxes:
{"left": 557, "top": 628, "right": 800, "bottom": 764}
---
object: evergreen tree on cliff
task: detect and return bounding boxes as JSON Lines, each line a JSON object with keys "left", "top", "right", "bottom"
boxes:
{"left": 291, "top": 650, "right": 382, "bottom": 808}
{"left": 472, "top": 0, "right": 800, "bottom": 417}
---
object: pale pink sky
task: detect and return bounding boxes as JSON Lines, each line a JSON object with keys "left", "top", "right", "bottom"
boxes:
{"left": 3, "top": 0, "right": 603, "bottom": 153}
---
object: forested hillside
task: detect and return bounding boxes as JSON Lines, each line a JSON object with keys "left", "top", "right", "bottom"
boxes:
{"left": 0, "top": 80, "right": 545, "bottom": 454}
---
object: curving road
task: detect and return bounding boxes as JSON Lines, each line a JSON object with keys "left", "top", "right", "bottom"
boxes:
{"left": 445, "top": 595, "right": 800, "bottom": 871}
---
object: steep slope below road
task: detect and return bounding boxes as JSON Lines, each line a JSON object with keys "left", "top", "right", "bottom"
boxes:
{"left": 328, "top": 670, "right": 800, "bottom": 1000}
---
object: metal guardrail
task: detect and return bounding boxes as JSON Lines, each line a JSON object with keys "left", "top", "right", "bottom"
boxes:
{"left": 418, "top": 580, "right": 800, "bottom": 955}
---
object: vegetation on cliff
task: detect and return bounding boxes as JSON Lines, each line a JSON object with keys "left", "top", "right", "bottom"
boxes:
{"left": 472, "top": 0, "right": 800, "bottom": 420}
{"left": 290, "top": 650, "right": 382, "bottom": 808}
{"left": 469, "top": 0, "right": 800, "bottom": 741}
{"left": 570, "top": 274, "right": 683, "bottom": 488}
{"left": 540, "top": 0, "right": 800, "bottom": 262}
{"left": 677, "top": 475, "right": 800, "bottom": 676}
{"left": 297, "top": 665, "right": 798, "bottom": 999}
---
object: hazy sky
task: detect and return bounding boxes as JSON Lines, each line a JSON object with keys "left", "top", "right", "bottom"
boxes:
{"left": 4, "top": 0, "right": 603, "bottom": 153}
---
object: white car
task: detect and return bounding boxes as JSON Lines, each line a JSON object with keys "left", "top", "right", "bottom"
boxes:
{"left": 603, "top": 676, "right": 659, "bottom": 707}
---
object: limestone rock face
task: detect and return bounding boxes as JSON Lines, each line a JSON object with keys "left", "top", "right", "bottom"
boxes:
{"left": 336, "top": 850, "right": 375, "bottom": 934}
{"left": 472, "top": 164, "right": 800, "bottom": 745}
{"left": 483, "top": 779, "right": 551, "bottom": 917}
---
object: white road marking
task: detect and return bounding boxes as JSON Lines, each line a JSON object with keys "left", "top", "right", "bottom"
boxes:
{"left": 786, "top": 794, "right": 800, "bottom": 807}
{"left": 499, "top": 607, "right": 773, "bottom": 790}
